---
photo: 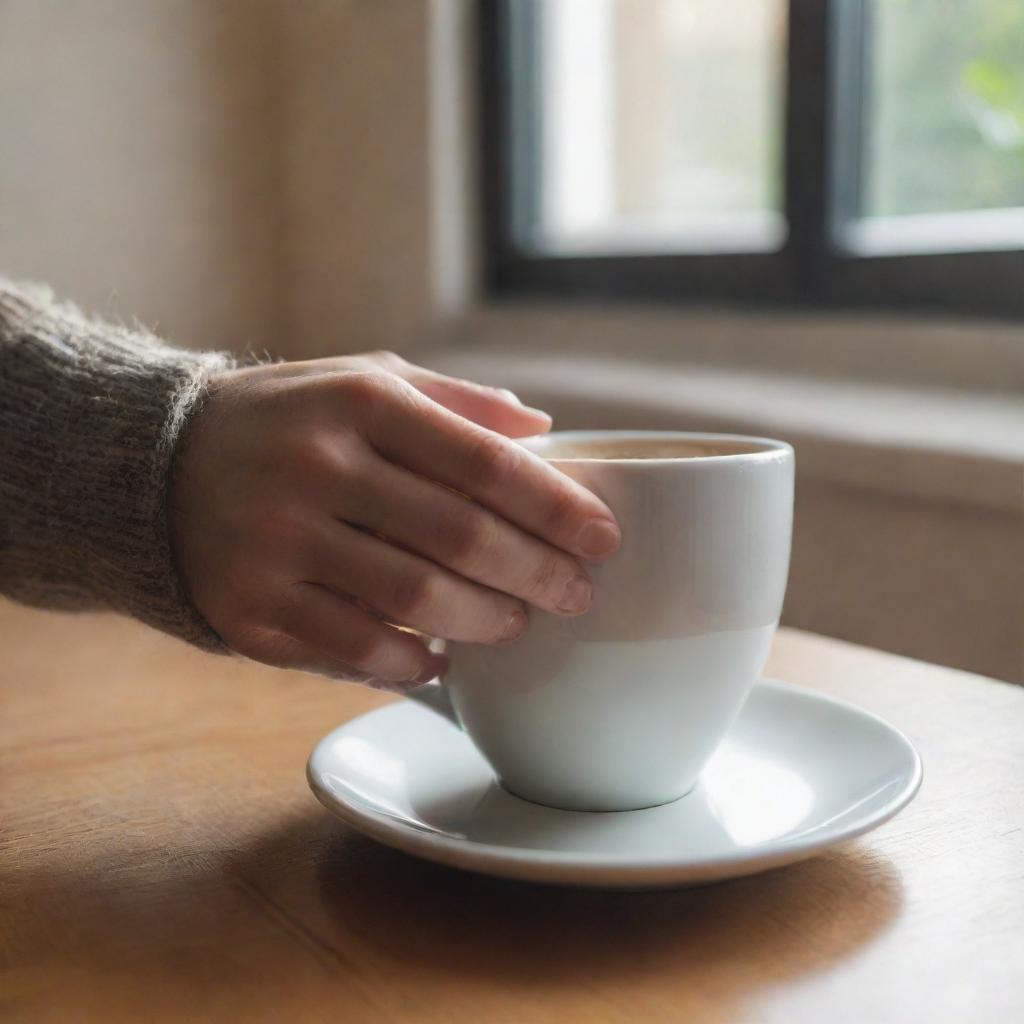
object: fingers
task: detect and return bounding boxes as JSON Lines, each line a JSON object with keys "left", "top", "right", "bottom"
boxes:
{"left": 215, "top": 587, "right": 447, "bottom": 690}
{"left": 229, "top": 352, "right": 553, "bottom": 439}
{"left": 406, "top": 373, "right": 553, "bottom": 439}
{"left": 359, "top": 383, "right": 621, "bottom": 562}
{"left": 281, "top": 583, "right": 447, "bottom": 685}
{"left": 238, "top": 630, "right": 379, "bottom": 685}
{"left": 308, "top": 517, "right": 528, "bottom": 644}
{"left": 337, "top": 457, "right": 596, "bottom": 618}
{"left": 353, "top": 351, "right": 553, "bottom": 439}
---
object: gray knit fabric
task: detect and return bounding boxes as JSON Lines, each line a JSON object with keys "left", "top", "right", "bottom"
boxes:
{"left": 0, "top": 277, "right": 232, "bottom": 650}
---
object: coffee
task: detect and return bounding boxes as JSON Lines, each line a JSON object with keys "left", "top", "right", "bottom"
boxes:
{"left": 531, "top": 436, "right": 771, "bottom": 461}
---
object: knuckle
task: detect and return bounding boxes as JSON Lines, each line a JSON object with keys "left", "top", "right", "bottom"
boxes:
{"left": 441, "top": 506, "right": 490, "bottom": 564}
{"left": 388, "top": 570, "right": 437, "bottom": 619}
{"left": 291, "top": 434, "right": 335, "bottom": 479}
{"left": 366, "top": 349, "right": 407, "bottom": 371}
{"left": 465, "top": 432, "right": 519, "bottom": 489}
{"left": 336, "top": 370, "right": 391, "bottom": 408}
{"left": 289, "top": 433, "right": 365, "bottom": 493}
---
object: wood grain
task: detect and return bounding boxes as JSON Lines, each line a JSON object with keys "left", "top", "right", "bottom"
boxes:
{"left": 1, "top": 602, "right": 1022, "bottom": 1022}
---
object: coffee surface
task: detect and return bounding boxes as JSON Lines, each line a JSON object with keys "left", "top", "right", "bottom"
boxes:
{"left": 537, "top": 437, "right": 765, "bottom": 460}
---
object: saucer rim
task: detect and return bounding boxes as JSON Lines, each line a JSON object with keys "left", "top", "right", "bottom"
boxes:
{"left": 307, "top": 678, "right": 923, "bottom": 887}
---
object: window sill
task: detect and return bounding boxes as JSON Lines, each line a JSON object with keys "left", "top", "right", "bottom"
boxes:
{"left": 425, "top": 308, "right": 1024, "bottom": 516}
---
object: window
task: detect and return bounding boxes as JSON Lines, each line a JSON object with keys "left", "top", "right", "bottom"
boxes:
{"left": 480, "top": 0, "right": 1024, "bottom": 316}
{"left": 526, "top": 0, "right": 785, "bottom": 254}
{"left": 849, "top": 0, "right": 1024, "bottom": 252}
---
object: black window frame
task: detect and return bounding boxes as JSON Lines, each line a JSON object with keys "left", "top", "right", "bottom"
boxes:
{"left": 479, "top": 0, "right": 1024, "bottom": 319}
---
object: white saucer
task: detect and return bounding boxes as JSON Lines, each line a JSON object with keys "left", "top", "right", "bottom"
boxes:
{"left": 307, "top": 679, "right": 922, "bottom": 889}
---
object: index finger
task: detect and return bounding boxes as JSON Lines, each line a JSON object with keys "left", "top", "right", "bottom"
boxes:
{"left": 365, "top": 382, "right": 621, "bottom": 561}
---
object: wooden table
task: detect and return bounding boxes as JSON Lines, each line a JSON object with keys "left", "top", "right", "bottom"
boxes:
{"left": 2, "top": 602, "right": 1022, "bottom": 1023}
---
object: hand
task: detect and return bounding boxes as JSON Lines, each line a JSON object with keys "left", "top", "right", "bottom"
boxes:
{"left": 169, "top": 352, "right": 621, "bottom": 688}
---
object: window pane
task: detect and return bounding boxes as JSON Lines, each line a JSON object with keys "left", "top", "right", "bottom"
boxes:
{"left": 864, "top": 0, "right": 1024, "bottom": 219}
{"left": 512, "top": 0, "right": 786, "bottom": 254}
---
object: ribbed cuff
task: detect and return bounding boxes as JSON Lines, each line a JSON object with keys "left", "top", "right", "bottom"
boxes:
{"left": 1, "top": 278, "right": 233, "bottom": 650}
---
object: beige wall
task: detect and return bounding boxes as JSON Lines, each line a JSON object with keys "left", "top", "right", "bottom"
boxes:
{"left": 0, "top": 0, "right": 440, "bottom": 357}
{"left": 787, "top": 481, "right": 1023, "bottom": 683}
{"left": 281, "top": 1, "right": 434, "bottom": 356}
{"left": 0, "top": 0, "right": 285, "bottom": 353}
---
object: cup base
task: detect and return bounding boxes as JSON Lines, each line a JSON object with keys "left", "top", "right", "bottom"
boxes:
{"left": 498, "top": 777, "right": 699, "bottom": 814}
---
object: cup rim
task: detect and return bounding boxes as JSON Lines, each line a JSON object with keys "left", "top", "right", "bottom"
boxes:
{"left": 518, "top": 430, "right": 794, "bottom": 464}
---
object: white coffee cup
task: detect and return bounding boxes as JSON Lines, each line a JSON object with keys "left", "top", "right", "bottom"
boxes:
{"left": 413, "top": 430, "right": 794, "bottom": 812}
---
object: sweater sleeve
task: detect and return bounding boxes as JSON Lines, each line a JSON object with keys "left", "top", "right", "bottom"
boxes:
{"left": 0, "top": 276, "right": 232, "bottom": 650}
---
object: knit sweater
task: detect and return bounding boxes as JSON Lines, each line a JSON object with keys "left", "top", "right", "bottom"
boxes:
{"left": 0, "top": 277, "right": 231, "bottom": 650}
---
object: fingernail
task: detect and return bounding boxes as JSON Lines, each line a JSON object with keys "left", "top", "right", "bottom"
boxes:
{"left": 498, "top": 387, "right": 523, "bottom": 406}
{"left": 576, "top": 519, "right": 621, "bottom": 559}
{"left": 498, "top": 607, "right": 528, "bottom": 645}
{"left": 557, "top": 574, "right": 592, "bottom": 615}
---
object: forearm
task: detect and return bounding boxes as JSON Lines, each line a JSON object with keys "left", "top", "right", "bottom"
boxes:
{"left": 0, "top": 277, "right": 231, "bottom": 649}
